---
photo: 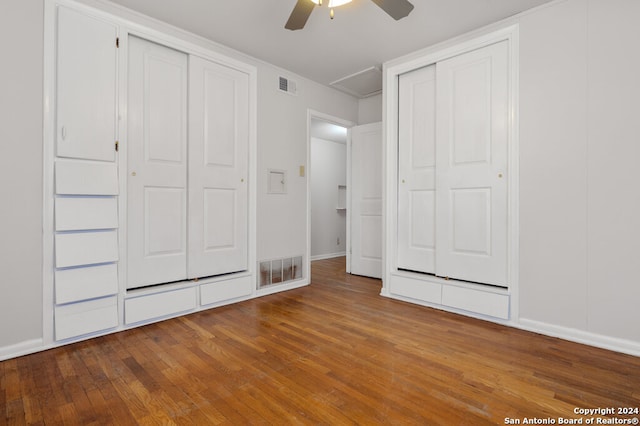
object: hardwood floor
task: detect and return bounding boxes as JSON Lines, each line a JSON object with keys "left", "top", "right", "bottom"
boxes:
{"left": 2, "top": 257, "right": 639, "bottom": 425}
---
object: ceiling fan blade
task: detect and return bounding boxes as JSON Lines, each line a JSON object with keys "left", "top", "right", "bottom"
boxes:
{"left": 285, "top": 0, "right": 316, "bottom": 30}
{"left": 370, "top": 0, "right": 414, "bottom": 20}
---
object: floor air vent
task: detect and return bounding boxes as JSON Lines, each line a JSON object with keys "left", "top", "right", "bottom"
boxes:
{"left": 259, "top": 256, "right": 303, "bottom": 289}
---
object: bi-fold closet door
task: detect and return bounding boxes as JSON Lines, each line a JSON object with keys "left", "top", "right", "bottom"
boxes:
{"left": 127, "top": 36, "right": 248, "bottom": 289}
{"left": 397, "top": 40, "right": 509, "bottom": 288}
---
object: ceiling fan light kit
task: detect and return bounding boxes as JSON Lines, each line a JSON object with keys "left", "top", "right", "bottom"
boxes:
{"left": 310, "top": 0, "right": 352, "bottom": 20}
{"left": 285, "top": 0, "right": 414, "bottom": 30}
{"left": 310, "top": 0, "right": 353, "bottom": 6}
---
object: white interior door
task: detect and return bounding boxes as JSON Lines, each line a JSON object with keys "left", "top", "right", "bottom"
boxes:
{"left": 127, "top": 36, "right": 188, "bottom": 289}
{"left": 435, "top": 40, "right": 509, "bottom": 287}
{"left": 56, "top": 6, "right": 117, "bottom": 162}
{"left": 188, "top": 55, "right": 249, "bottom": 278}
{"left": 350, "top": 122, "right": 383, "bottom": 279}
{"left": 397, "top": 64, "right": 437, "bottom": 274}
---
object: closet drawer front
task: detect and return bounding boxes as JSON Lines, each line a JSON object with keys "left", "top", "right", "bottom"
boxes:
{"left": 55, "top": 263, "right": 118, "bottom": 304}
{"left": 442, "top": 285, "right": 509, "bottom": 319}
{"left": 200, "top": 275, "right": 252, "bottom": 306}
{"left": 55, "top": 160, "right": 118, "bottom": 195}
{"left": 55, "top": 230, "right": 119, "bottom": 268}
{"left": 125, "top": 287, "right": 196, "bottom": 325}
{"left": 55, "top": 197, "right": 118, "bottom": 231}
{"left": 389, "top": 274, "right": 442, "bottom": 305}
{"left": 55, "top": 296, "right": 118, "bottom": 341}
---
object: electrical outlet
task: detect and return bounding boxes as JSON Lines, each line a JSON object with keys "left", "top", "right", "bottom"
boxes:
{"left": 337, "top": 237, "right": 340, "bottom": 245}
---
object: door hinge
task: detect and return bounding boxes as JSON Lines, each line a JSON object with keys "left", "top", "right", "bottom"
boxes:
{"left": 116, "top": 37, "right": 119, "bottom": 48}
{"left": 115, "top": 141, "right": 119, "bottom": 152}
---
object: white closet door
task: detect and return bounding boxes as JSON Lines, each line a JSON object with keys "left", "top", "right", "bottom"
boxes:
{"left": 397, "top": 65, "right": 437, "bottom": 274}
{"left": 127, "top": 36, "right": 188, "bottom": 289}
{"left": 188, "top": 56, "right": 249, "bottom": 278}
{"left": 435, "top": 40, "right": 509, "bottom": 287}
{"left": 56, "top": 6, "right": 117, "bottom": 162}
{"left": 351, "top": 122, "right": 383, "bottom": 279}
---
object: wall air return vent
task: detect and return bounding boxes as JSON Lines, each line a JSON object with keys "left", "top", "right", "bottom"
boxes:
{"left": 278, "top": 76, "right": 297, "bottom": 95}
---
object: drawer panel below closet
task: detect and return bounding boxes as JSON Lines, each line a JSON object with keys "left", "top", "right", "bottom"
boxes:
{"left": 55, "top": 230, "right": 119, "bottom": 268}
{"left": 200, "top": 275, "right": 252, "bottom": 306}
{"left": 55, "top": 296, "right": 118, "bottom": 341}
{"left": 55, "top": 160, "right": 119, "bottom": 195}
{"left": 442, "top": 285, "right": 510, "bottom": 319}
{"left": 55, "top": 196, "right": 118, "bottom": 231}
{"left": 55, "top": 263, "right": 118, "bottom": 304}
{"left": 125, "top": 287, "right": 197, "bottom": 325}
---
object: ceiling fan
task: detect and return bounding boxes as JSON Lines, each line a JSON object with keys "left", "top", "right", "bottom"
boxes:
{"left": 285, "top": 0, "right": 415, "bottom": 31}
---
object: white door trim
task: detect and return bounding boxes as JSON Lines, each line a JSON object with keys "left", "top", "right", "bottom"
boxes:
{"left": 382, "top": 24, "right": 520, "bottom": 321}
{"left": 306, "top": 110, "right": 355, "bottom": 279}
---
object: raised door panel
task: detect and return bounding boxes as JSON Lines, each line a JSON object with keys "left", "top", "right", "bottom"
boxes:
{"left": 351, "top": 122, "right": 382, "bottom": 279}
{"left": 451, "top": 60, "right": 492, "bottom": 165}
{"left": 435, "top": 40, "right": 509, "bottom": 287}
{"left": 451, "top": 188, "right": 491, "bottom": 255}
{"left": 127, "top": 36, "right": 188, "bottom": 289}
{"left": 204, "top": 189, "right": 236, "bottom": 250}
{"left": 56, "top": 6, "right": 116, "bottom": 162}
{"left": 397, "top": 65, "right": 436, "bottom": 273}
{"left": 188, "top": 56, "right": 249, "bottom": 278}
{"left": 144, "top": 187, "right": 185, "bottom": 256}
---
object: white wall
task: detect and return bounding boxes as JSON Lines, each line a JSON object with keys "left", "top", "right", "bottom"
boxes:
{"left": 0, "top": 0, "right": 358, "bottom": 352}
{"left": 358, "top": 94, "right": 382, "bottom": 124}
{"left": 585, "top": 0, "right": 640, "bottom": 342}
{"left": 256, "top": 68, "right": 357, "bottom": 265}
{"left": 519, "top": 0, "right": 589, "bottom": 331}
{"left": 310, "top": 138, "right": 347, "bottom": 259}
{"left": 0, "top": 0, "right": 44, "bottom": 349}
{"left": 518, "top": 0, "right": 640, "bottom": 345}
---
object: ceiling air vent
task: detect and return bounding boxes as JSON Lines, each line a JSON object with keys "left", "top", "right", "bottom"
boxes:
{"left": 278, "top": 76, "right": 297, "bottom": 95}
{"left": 330, "top": 66, "right": 382, "bottom": 99}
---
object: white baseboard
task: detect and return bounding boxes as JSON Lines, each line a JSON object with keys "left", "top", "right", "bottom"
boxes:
{"left": 0, "top": 338, "right": 46, "bottom": 362}
{"left": 517, "top": 318, "right": 640, "bottom": 357}
{"left": 310, "top": 252, "right": 346, "bottom": 261}
{"left": 256, "top": 278, "right": 309, "bottom": 297}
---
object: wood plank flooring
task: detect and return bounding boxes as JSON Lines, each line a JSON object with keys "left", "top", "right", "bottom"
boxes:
{"left": 2, "top": 256, "right": 640, "bottom": 425}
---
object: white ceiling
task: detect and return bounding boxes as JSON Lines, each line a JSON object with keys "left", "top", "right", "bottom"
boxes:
{"left": 108, "top": 0, "right": 554, "bottom": 87}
